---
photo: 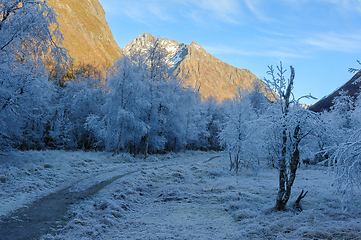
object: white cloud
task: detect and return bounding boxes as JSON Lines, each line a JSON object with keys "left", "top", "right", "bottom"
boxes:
{"left": 203, "top": 44, "right": 309, "bottom": 59}
{"left": 244, "top": 0, "right": 275, "bottom": 22}
{"left": 99, "top": 0, "right": 176, "bottom": 24}
{"left": 146, "top": 2, "right": 173, "bottom": 21}
{"left": 320, "top": 0, "right": 361, "bottom": 13}
{"left": 191, "top": 0, "right": 242, "bottom": 24}
{"left": 99, "top": 0, "right": 243, "bottom": 25}
{"left": 304, "top": 32, "right": 361, "bottom": 52}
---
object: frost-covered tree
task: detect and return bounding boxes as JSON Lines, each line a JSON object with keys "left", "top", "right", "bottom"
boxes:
{"left": 317, "top": 91, "right": 356, "bottom": 159}
{"left": 151, "top": 73, "right": 192, "bottom": 152}
{"left": 46, "top": 77, "right": 103, "bottom": 150}
{"left": 181, "top": 91, "right": 210, "bottom": 151}
{"left": 109, "top": 57, "right": 146, "bottom": 154}
{"left": 327, "top": 61, "right": 361, "bottom": 210}
{"left": 330, "top": 91, "right": 355, "bottom": 129}
{"left": 263, "top": 62, "right": 316, "bottom": 211}
{"left": 352, "top": 92, "right": 361, "bottom": 127}
{"left": 85, "top": 40, "right": 221, "bottom": 155}
{"left": 0, "top": 0, "right": 67, "bottom": 150}
{"left": 0, "top": 0, "right": 65, "bottom": 58}
{"left": 163, "top": 86, "right": 198, "bottom": 152}
{"left": 0, "top": 61, "right": 55, "bottom": 150}
{"left": 219, "top": 87, "right": 266, "bottom": 172}
{"left": 86, "top": 56, "right": 147, "bottom": 153}
{"left": 248, "top": 80, "right": 269, "bottom": 115}
{"left": 202, "top": 98, "right": 225, "bottom": 150}
{"left": 329, "top": 128, "right": 361, "bottom": 210}
{"left": 140, "top": 40, "right": 174, "bottom": 156}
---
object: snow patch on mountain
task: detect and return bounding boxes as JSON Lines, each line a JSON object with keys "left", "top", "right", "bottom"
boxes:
{"left": 171, "top": 46, "right": 188, "bottom": 67}
{"left": 122, "top": 33, "right": 189, "bottom": 68}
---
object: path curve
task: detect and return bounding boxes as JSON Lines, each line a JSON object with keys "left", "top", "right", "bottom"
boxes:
{"left": 0, "top": 153, "right": 221, "bottom": 240}
{"left": 0, "top": 169, "right": 138, "bottom": 240}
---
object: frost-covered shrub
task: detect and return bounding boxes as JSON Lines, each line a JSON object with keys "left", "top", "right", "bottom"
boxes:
{"left": 329, "top": 129, "right": 361, "bottom": 210}
{"left": 219, "top": 87, "right": 267, "bottom": 173}
{"left": 46, "top": 78, "right": 103, "bottom": 150}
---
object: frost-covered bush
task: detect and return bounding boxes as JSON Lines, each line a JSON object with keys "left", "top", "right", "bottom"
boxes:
{"left": 45, "top": 77, "right": 104, "bottom": 150}
{"left": 219, "top": 86, "right": 268, "bottom": 173}
{"left": 318, "top": 75, "right": 361, "bottom": 209}
{"left": 329, "top": 125, "right": 361, "bottom": 210}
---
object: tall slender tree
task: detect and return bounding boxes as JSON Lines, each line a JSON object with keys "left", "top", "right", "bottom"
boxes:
{"left": 264, "top": 62, "right": 316, "bottom": 211}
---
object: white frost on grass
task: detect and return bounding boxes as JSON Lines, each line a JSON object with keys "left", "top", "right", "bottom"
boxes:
{"left": 1, "top": 151, "right": 361, "bottom": 239}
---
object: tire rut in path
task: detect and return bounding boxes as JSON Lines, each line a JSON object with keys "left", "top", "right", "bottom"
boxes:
{"left": 0, "top": 170, "right": 138, "bottom": 240}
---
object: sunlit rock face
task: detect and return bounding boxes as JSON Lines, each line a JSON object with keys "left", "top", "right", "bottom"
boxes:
{"left": 124, "top": 33, "right": 266, "bottom": 102}
{"left": 48, "top": 0, "right": 122, "bottom": 70}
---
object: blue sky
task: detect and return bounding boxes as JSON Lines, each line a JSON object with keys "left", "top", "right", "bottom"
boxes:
{"left": 98, "top": 0, "right": 361, "bottom": 105}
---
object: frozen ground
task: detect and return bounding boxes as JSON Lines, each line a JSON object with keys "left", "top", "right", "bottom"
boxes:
{"left": 0, "top": 150, "right": 360, "bottom": 239}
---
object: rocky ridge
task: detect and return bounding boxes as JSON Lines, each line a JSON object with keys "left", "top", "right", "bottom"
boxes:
{"left": 123, "top": 33, "right": 265, "bottom": 102}
{"left": 309, "top": 72, "right": 361, "bottom": 112}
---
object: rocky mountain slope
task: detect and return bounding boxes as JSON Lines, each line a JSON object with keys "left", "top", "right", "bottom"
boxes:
{"left": 47, "top": 0, "right": 122, "bottom": 70}
{"left": 309, "top": 72, "right": 361, "bottom": 112}
{"left": 123, "top": 33, "right": 264, "bottom": 102}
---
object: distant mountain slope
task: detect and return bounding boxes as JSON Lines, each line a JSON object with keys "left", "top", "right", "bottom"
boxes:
{"left": 48, "top": 0, "right": 122, "bottom": 69}
{"left": 123, "top": 33, "right": 265, "bottom": 102}
{"left": 309, "top": 72, "right": 361, "bottom": 112}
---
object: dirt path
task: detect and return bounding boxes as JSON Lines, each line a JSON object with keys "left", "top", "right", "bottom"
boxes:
{"left": 0, "top": 152, "right": 222, "bottom": 240}
{"left": 0, "top": 169, "right": 139, "bottom": 240}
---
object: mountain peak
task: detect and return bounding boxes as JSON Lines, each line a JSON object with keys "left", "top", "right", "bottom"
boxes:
{"left": 123, "top": 34, "right": 264, "bottom": 102}
{"left": 123, "top": 33, "right": 186, "bottom": 68}
{"left": 189, "top": 41, "right": 207, "bottom": 53}
{"left": 190, "top": 41, "right": 201, "bottom": 48}
{"left": 136, "top": 33, "right": 158, "bottom": 43}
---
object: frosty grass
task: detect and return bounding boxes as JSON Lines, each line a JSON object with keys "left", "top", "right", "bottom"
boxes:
{"left": 0, "top": 150, "right": 360, "bottom": 239}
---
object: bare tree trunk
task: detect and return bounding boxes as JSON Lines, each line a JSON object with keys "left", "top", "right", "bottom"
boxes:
{"left": 276, "top": 127, "right": 288, "bottom": 210}
{"left": 113, "top": 121, "right": 124, "bottom": 156}
{"left": 144, "top": 131, "right": 149, "bottom": 158}
{"left": 235, "top": 152, "right": 239, "bottom": 173}
{"left": 265, "top": 64, "right": 312, "bottom": 211}
{"left": 276, "top": 124, "right": 301, "bottom": 211}
{"left": 144, "top": 107, "right": 152, "bottom": 158}
{"left": 229, "top": 151, "right": 234, "bottom": 171}
{"left": 275, "top": 66, "right": 296, "bottom": 211}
